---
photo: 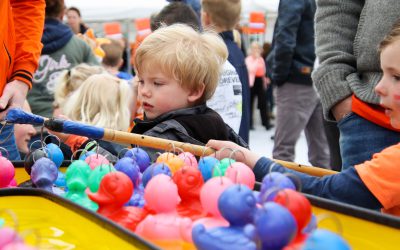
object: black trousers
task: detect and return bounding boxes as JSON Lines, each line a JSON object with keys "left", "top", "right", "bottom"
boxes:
{"left": 250, "top": 77, "right": 269, "bottom": 128}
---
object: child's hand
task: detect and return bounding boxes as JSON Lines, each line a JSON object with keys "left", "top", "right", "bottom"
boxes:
{"left": 206, "top": 140, "right": 261, "bottom": 168}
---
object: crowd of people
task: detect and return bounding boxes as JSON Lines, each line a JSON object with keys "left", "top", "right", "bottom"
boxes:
{"left": 2, "top": 0, "right": 400, "bottom": 217}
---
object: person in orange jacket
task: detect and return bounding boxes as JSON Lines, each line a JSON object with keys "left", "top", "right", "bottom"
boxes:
{"left": 0, "top": 0, "right": 45, "bottom": 160}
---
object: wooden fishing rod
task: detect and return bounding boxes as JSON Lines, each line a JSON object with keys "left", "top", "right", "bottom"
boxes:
{"left": 5, "top": 108, "right": 338, "bottom": 177}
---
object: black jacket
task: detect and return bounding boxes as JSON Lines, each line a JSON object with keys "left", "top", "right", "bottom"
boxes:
{"left": 266, "top": 0, "right": 316, "bottom": 86}
{"left": 132, "top": 104, "right": 248, "bottom": 160}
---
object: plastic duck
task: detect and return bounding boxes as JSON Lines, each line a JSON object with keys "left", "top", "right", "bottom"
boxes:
{"left": 225, "top": 162, "right": 256, "bottom": 189}
{"left": 30, "top": 158, "right": 58, "bottom": 192}
{"left": 198, "top": 156, "right": 219, "bottom": 182}
{"left": 24, "top": 149, "right": 47, "bottom": 175}
{"left": 136, "top": 174, "right": 192, "bottom": 242}
{"left": 274, "top": 189, "right": 312, "bottom": 247}
{"left": 259, "top": 172, "right": 296, "bottom": 202}
{"left": 212, "top": 158, "right": 235, "bottom": 177}
{"left": 88, "top": 172, "right": 146, "bottom": 231}
{"left": 302, "top": 229, "right": 351, "bottom": 250}
{"left": 114, "top": 157, "right": 145, "bottom": 207}
{"left": 44, "top": 143, "right": 66, "bottom": 188}
{"left": 141, "top": 163, "right": 171, "bottom": 188}
{"left": 193, "top": 177, "right": 233, "bottom": 229}
{"left": 156, "top": 152, "right": 184, "bottom": 174}
{"left": 85, "top": 154, "right": 110, "bottom": 170}
{"left": 87, "top": 164, "right": 115, "bottom": 192}
{"left": 0, "top": 227, "right": 22, "bottom": 249}
{"left": 192, "top": 184, "right": 257, "bottom": 250}
{"left": 124, "top": 147, "right": 151, "bottom": 172}
{"left": 245, "top": 202, "right": 297, "bottom": 250}
{"left": 0, "top": 155, "right": 16, "bottom": 188}
{"left": 177, "top": 152, "right": 198, "bottom": 168}
{"left": 173, "top": 166, "right": 205, "bottom": 220}
{"left": 63, "top": 160, "right": 98, "bottom": 211}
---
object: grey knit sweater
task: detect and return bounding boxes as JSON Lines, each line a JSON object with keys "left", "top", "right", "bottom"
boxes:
{"left": 312, "top": 0, "right": 400, "bottom": 120}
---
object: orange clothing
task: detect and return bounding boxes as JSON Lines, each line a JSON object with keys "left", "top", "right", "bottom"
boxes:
{"left": 0, "top": 0, "right": 45, "bottom": 95}
{"left": 65, "top": 135, "right": 90, "bottom": 153}
{"left": 245, "top": 56, "right": 266, "bottom": 87}
{"left": 355, "top": 143, "right": 400, "bottom": 216}
{"left": 352, "top": 95, "right": 400, "bottom": 132}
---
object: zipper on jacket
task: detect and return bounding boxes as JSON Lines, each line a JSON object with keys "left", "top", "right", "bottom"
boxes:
{"left": 3, "top": 42, "right": 12, "bottom": 69}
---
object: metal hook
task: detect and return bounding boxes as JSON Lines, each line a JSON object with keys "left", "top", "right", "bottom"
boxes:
{"left": 29, "top": 139, "right": 46, "bottom": 153}
{"left": 44, "top": 134, "right": 61, "bottom": 147}
{"left": 0, "top": 146, "right": 10, "bottom": 159}
{"left": 229, "top": 149, "right": 247, "bottom": 163}
{"left": 283, "top": 173, "right": 303, "bottom": 192}
{"left": 0, "top": 122, "right": 15, "bottom": 144}
{"left": 117, "top": 148, "right": 130, "bottom": 159}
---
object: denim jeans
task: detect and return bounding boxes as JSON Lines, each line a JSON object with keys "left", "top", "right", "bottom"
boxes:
{"left": 0, "top": 123, "right": 21, "bottom": 160}
{"left": 338, "top": 112, "right": 400, "bottom": 170}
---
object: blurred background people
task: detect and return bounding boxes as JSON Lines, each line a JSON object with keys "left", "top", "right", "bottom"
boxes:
{"left": 66, "top": 6, "right": 89, "bottom": 34}
{"left": 246, "top": 41, "right": 272, "bottom": 130}
{"left": 267, "top": 0, "right": 330, "bottom": 168}
{"left": 29, "top": 0, "right": 99, "bottom": 119}
{"left": 313, "top": 0, "right": 400, "bottom": 170}
{"left": 53, "top": 63, "right": 106, "bottom": 117}
{"left": 101, "top": 39, "right": 133, "bottom": 81}
{"left": 202, "top": 0, "right": 251, "bottom": 143}
{"left": 0, "top": 0, "right": 45, "bottom": 160}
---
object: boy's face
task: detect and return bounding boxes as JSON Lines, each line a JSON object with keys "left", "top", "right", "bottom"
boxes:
{"left": 137, "top": 69, "right": 199, "bottom": 120}
{"left": 376, "top": 40, "right": 400, "bottom": 129}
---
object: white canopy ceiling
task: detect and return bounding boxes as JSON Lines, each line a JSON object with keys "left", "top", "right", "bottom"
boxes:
{"left": 64, "top": 0, "right": 169, "bottom": 21}
{"left": 64, "top": 0, "right": 279, "bottom": 22}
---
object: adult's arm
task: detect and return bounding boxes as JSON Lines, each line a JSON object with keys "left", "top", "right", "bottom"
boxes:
{"left": 312, "top": 0, "right": 364, "bottom": 120}
{"left": 10, "top": 0, "right": 45, "bottom": 87}
{"left": 268, "top": 0, "right": 304, "bottom": 85}
{"left": 253, "top": 157, "right": 382, "bottom": 210}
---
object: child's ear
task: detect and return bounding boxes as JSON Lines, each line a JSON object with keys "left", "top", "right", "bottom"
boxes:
{"left": 201, "top": 11, "right": 211, "bottom": 26}
{"left": 188, "top": 83, "right": 205, "bottom": 103}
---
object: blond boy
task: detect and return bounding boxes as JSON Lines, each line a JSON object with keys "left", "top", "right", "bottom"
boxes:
{"left": 132, "top": 24, "right": 247, "bottom": 159}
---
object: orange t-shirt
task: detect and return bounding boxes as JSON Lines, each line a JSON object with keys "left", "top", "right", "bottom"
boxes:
{"left": 351, "top": 95, "right": 400, "bottom": 132}
{"left": 355, "top": 143, "right": 400, "bottom": 216}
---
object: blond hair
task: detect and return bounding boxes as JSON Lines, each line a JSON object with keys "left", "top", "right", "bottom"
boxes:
{"left": 63, "top": 74, "right": 132, "bottom": 131}
{"left": 379, "top": 19, "right": 400, "bottom": 53}
{"left": 54, "top": 64, "right": 105, "bottom": 108}
{"left": 202, "top": 0, "right": 241, "bottom": 30}
{"left": 134, "top": 24, "right": 228, "bottom": 103}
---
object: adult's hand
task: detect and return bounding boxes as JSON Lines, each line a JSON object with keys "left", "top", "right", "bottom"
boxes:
{"left": 0, "top": 80, "right": 29, "bottom": 119}
{"left": 331, "top": 96, "right": 352, "bottom": 121}
{"left": 206, "top": 140, "right": 261, "bottom": 168}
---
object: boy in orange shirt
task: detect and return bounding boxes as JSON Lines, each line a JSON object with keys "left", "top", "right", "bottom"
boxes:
{"left": 208, "top": 19, "right": 400, "bottom": 216}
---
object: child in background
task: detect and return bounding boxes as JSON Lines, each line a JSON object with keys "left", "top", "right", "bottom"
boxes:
{"left": 201, "top": 0, "right": 251, "bottom": 143}
{"left": 100, "top": 39, "right": 134, "bottom": 81}
{"left": 63, "top": 73, "right": 133, "bottom": 132}
{"left": 53, "top": 63, "right": 105, "bottom": 117}
{"left": 207, "top": 19, "right": 400, "bottom": 217}
{"left": 245, "top": 41, "right": 271, "bottom": 130}
{"left": 59, "top": 73, "right": 135, "bottom": 157}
